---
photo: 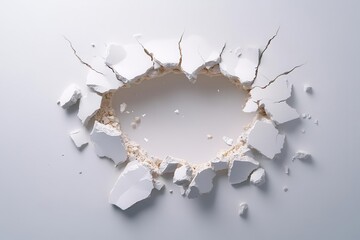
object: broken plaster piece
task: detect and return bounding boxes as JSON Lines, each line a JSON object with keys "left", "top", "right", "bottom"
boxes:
{"left": 57, "top": 84, "right": 82, "bottom": 109}
{"left": 173, "top": 165, "right": 193, "bottom": 185}
{"left": 158, "top": 156, "right": 182, "bottom": 175}
{"left": 292, "top": 151, "right": 311, "bottom": 161}
{"left": 154, "top": 180, "right": 165, "bottom": 191}
{"left": 90, "top": 121, "right": 127, "bottom": 165}
{"left": 120, "top": 103, "right": 127, "bottom": 113}
{"left": 238, "top": 202, "right": 248, "bottom": 217}
{"left": 248, "top": 120, "right": 285, "bottom": 159}
{"left": 234, "top": 48, "right": 260, "bottom": 88}
{"left": 109, "top": 161, "right": 154, "bottom": 210}
{"left": 211, "top": 157, "right": 229, "bottom": 172}
{"left": 69, "top": 129, "right": 89, "bottom": 148}
{"left": 250, "top": 168, "right": 266, "bottom": 186}
{"left": 304, "top": 84, "right": 312, "bottom": 93}
{"left": 243, "top": 100, "right": 258, "bottom": 113}
{"left": 228, "top": 156, "right": 259, "bottom": 185}
{"left": 261, "top": 100, "right": 299, "bottom": 125}
{"left": 77, "top": 89, "right": 102, "bottom": 125}
{"left": 222, "top": 136, "right": 234, "bottom": 146}
{"left": 186, "top": 167, "right": 216, "bottom": 198}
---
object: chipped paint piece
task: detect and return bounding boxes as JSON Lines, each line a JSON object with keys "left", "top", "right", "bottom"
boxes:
{"left": 90, "top": 121, "right": 127, "bottom": 165}
{"left": 261, "top": 100, "right": 299, "bottom": 125}
{"left": 228, "top": 156, "right": 259, "bottom": 185}
{"left": 120, "top": 103, "right": 127, "bottom": 113}
{"left": 186, "top": 167, "right": 216, "bottom": 198}
{"left": 109, "top": 161, "right": 154, "bottom": 210}
{"left": 144, "top": 138, "right": 149, "bottom": 143}
{"left": 307, "top": 114, "right": 312, "bottom": 120}
{"left": 223, "top": 136, "right": 234, "bottom": 146}
{"left": 206, "top": 134, "right": 213, "bottom": 140}
{"left": 154, "top": 179, "right": 165, "bottom": 191}
{"left": 139, "top": 37, "right": 182, "bottom": 69}
{"left": 174, "top": 109, "right": 180, "bottom": 115}
{"left": 179, "top": 186, "right": 187, "bottom": 196}
{"left": 142, "top": 113, "right": 146, "bottom": 117}
{"left": 211, "top": 157, "right": 229, "bottom": 172}
{"left": 314, "top": 119, "right": 319, "bottom": 125}
{"left": 158, "top": 156, "right": 182, "bottom": 175}
{"left": 173, "top": 165, "right": 193, "bottom": 185}
{"left": 238, "top": 202, "right": 248, "bottom": 217}
{"left": 250, "top": 168, "right": 266, "bottom": 186}
{"left": 69, "top": 129, "right": 89, "bottom": 148}
{"left": 243, "top": 99, "right": 258, "bottom": 113}
{"left": 292, "top": 151, "right": 311, "bottom": 161}
{"left": 77, "top": 89, "right": 102, "bottom": 125}
{"left": 248, "top": 120, "right": 285, "bottom": 159}
{"left": 304, "top": 84, "right": 312, "bottom": 93}
{"left": 57, "top": 84, "right": 82, "bottom": 109}
{"left": 105, "top": 43, "right": 153, "bottom": 83}
{"left": 234, "top": 48, "right": 260, "bottom": 88}
{"left": 283, "top": 186, "right": 289, "bottom": 192}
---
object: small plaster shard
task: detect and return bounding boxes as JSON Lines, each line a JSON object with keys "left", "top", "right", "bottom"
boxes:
{"left": 284, "top": 166, "right": 290, "bottom": 175}
{"left": 250, "top": 168, "right": 266, "bottom": 186}
{"left": 90, "top": 121, "right": 127, "bottom": 165}
{"left": 261, "top": 100, "right": 299, "bottom": 125}
{"left": 69, "top": 129, "right": 89, "bottom": 148}
{"left": 120, "top": 103, "right": 127, "bottom": 113}
{"left": 228, "top": 156, "right": 259, "bottom": 185}
{"left": 223, "top": 136, "right": 234, "bottom": 146}
{"left": 154, "top": 180, "right": 165, "bottom": 191}
{"left": 211, "top": 157, "right": 229, "bottom": 172}
{"left": 173, "top": 165, "right": 193, "bottom": 185}
{"left": 144, "top": 137, "right": 149, "bottom": 143}
{"left": 77, "top": 89, "right": 102, "bottom": 125}
{"left": 243, "top": 100, "right": 258, "bottom": 113}
{"left": 304, "top": 84, "right": 312, "bottom": 93}
{"left": 238, "top": 202, "right": 248, "bottom": 217}
{"left": 234, "top": 48, "right": 260, "bottom": 88}
{"left": 186, "top": 167, "right": 216, "bottom": 198}
{"left": 57, "top": 84, "right": 82, "bottom": 109}
{"left": 158, "top": 156, "right": 182, "bottom": 175}
{"left": 292, "top": 151, "right": 311, "bottom": 161}
{"left": 207, "top": 134, "right": 213, "bottom": 140}
{"left": 248, "top": 120, "right": 285, "bottom": 159}
{"left": 174, "top": 109, "right": 180, "bottom": 115}
{"left": 109, "top": 161, "right": 154, "bottom": 210}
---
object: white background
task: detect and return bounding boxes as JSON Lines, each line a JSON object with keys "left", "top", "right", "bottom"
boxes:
{"left": 0, "top": 0, "right": 359, "bottom": 239}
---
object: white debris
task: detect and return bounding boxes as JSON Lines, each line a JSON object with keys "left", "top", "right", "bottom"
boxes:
{"left": 173, "top": 165, "right": 193, "bottom": 185}
{"left": 206, "top": 134, "right": 213, "bottom": 140}
{"left": 247, "top": 120, "right": 285, "bottom": 159}
{"left": 105, "top": 43, "right": 153, "bottom": 83}
{"left": 142, "top": 114, "right": 146, "bottom": 117}
{"left": 179, "top": 186, "right": 187, "bottom": 196}
{"left": 120, "top": 103, "right": 127, "bottom": 113}
{"left": 77, "top": 89, "right": 102, "bottom": 125}
{"left": 304, "top": 84, "right": 312, "bottom": 93}
{"left": 250, "top": 168, "right": 266, "bottom": 186}
{"left": 261, "top": 100, "right": 299, "bottom": 125}
{"left": 234, "top": 48, "right": 260, "bottom": 88}
{"left": 307, "top": 114, "right": 312, "bottom": 119}
{"left": 292, "top": 151, "right": 311, "bottom": 161}
{"left": 90, "top": 121, "right": 127, "bottom": 165}
{"left": 238, "top": 202, "right": 248, "bottom": 217}
{"left": 158, "top": 156, "right": 182, "bottom": 175}
{"left": 301, "top": 113, "right": 307, "bottom": 119}
{"left": 169, "top": 190, "right": 173, "bottom": 194}
{"left": 222, "top": 136, "right": 234, "bottom": 146}
{"left": 186, "top": 167, "right": 216, "bottom": 198}
{"left": 174, "top": 109, "right": 180, "bottom": 115}
{"left": 284, "top": 166, "right": 290, "bottom": 175}
{"left": 211, "top": 157, "right": 229, "bottom": 172}
{"left": 314, "top": 119, "right": 319, "bottom": 125}
{"left": 243, "top": 100, "right": 258, "bottom": 113}
{"left": 109, "top": 161, "right": 154, "bottom": 210}
{"left": 228, "top": 156, "right": 259, "bottom": 185}
{"left": 144, "top": 138, "right": 149, "bottom": 142}
{"left": 153, "top": 180, "right": 165, "bottom": 190}
{"left": 134, "top": 116, "right": 141, "bottom": 124}
{"left": 69, "top": 129, "right": 89, "bottom": 148}
{"left": 57, "top": 84, "right": 82, "bottom": 109}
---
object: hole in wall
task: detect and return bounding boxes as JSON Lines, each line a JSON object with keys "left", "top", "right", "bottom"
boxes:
{"left": 112, "top": 72, "right": 255, "bottom": 164}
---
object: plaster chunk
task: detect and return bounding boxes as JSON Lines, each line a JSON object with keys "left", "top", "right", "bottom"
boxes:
{"left": 238, "top": 202, "right": 248, "bottom": 216}
{"left": 77, "top": 89, "right": 102, "bottom": 125}
{"left": 261, "top": 100, "right": 299, "bottom": 125}
{"left": 222, "top": 136, "right": 234, "bottom": 146}
{"left": 153, "top": 180, "right": 165, "bottom": 191}
{"left": 243, "top": 99, "right": 258, "bottom": 113}
{"left": 57, "top": 84, "right": 82, "bottom": 109}
{"left": 292, "top": 151, "right": 311, "bottom": 161}
{"left": 158, "top": 156, "right": 182, "bottom": 175}
{"left": 109, "top": 161, "right": 154, "bottom": 210}
{"left": 250, "top": 168, "right": 266, "bottom": 186}
{"left": 186, "top": 167, "right": 216, "bottom": 198}
{"left": 139, "top": 38, "right": 181, "bottom": 69}
{"left": 105, "top": 43, "right": 153, "bottom": 83}
{"left": 247, "top": 120, "right": 285, "bottom": 159}
{"left": 228, "top": 156, "right": 259, "bottom": 185}
{"left": 69, "top": 129, "right": 89, "bottom": 148}
{"left": 120, "top": 103, "right": 127, "bottom": 113}
{"left": 173, "top": 165, "right": 193, "bottom": 185}
{"left": 234, "top": 48, "right": 260, "bottom": 88}
{"left": 304, "top": 84, "right": 312, "bottom": 93}
{"left": 90, "top": 121, "right": 127, "bottom": 165}
{"left": 249, "top": 79, "right": 292, "bottom": 103}
{"left": 211, "top": 157, "right": 229, "bottom": 172}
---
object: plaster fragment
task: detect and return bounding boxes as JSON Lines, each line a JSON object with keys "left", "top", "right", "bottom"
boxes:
{"left": 304, "top": 84, "right": 312, "bottom": 93}
{"left": 234, "top": 48, "right": 260, "bottom": 88}
{"left": 158, "top": 156, "right": 182, "bottom": 175}
{"left": 120, "top": 103, "right": 127, "bottom": 113}
{"left": 314, "top": 119, "right": 319, "bottom": 125}
{"left": 250, "top": 168, "right": 266, "bottom": 186}
{"left": 109, "top": 161, "right": 154, "bottom": 210}
{"left": 301, "top": 113, "right": 307, "bottom": 119}
{"left": 238, "top": 202, "right": 248, "bottom": 217}
{"left": 211, "top": 157, "right": 229, "bottom": 172}
{"left": 186, "top": 167, "right": 216, "bottom": 198}
{"left": 174, "top": 109, "right": 180, "bottom": 115}
{"left": 77, "top": 89, "right": 102, "bottom": 125}
{"left": 57, "top": 84, "right": 82, "bottom": 109}
{"left": 292, "top": 151, "right": 311, "bottom": 161}
{"left": 207, "top": 134, "right": 213, "bottom": 140}
{"left": 261, "top": 100, "right": 299, "bottom": 125}
{"left": 169, "top": 190, "right": 173, "bottom": 194}
{"left": 144, "top": 138, "right": 149, "bottom": 142}
{"left": 243, "top": 100, "right": 258, "bottom": 113}
{"left": 134, "top": 116, "right": 141, "bottom": 124}
{"left": 173, "top": 165, "right": 193, "bottom": 185}
{"left": 228, "top": 156, "right": 259, "bottom": 185}
{"left": 69, "top": 129, "right": 89, "bottom": 148}
{"left": 284, "top": 166, "right": 290, "bottom": 175}
{"left": 90, "top": 121, "right": 127, "bottom": 165}
{"left": 154, "top": 180, "right": 165, "bottom": 191}
{"left": 247, "top": 120, "right": 285, "bottom": 159}
{"left": 223, "top": 136, "right": 234, "bottom": 146}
